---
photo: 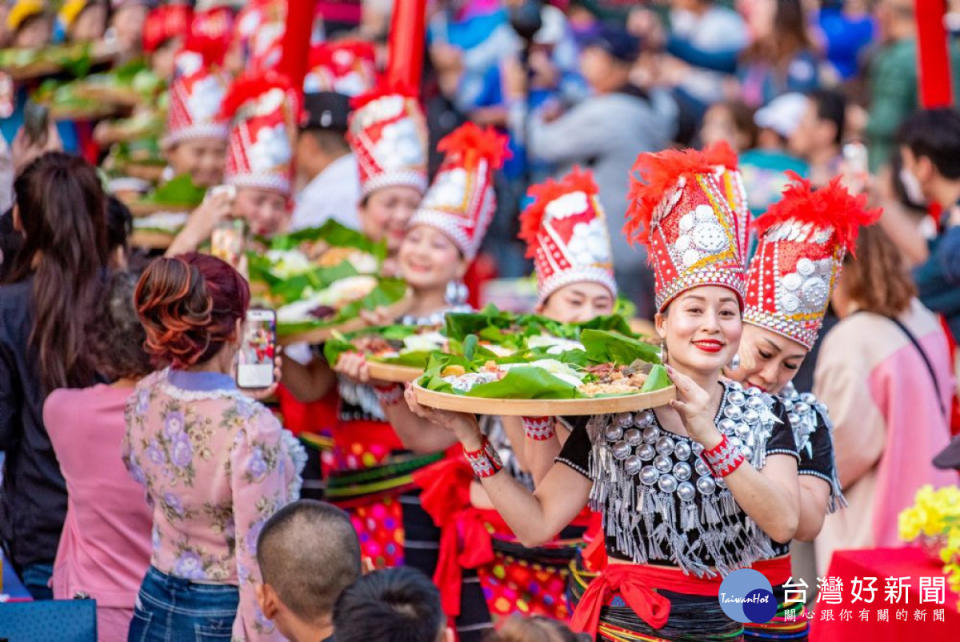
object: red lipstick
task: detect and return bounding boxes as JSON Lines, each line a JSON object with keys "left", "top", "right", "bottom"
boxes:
{"left": 692, "top": 339, "right": 724, "bottom": 353}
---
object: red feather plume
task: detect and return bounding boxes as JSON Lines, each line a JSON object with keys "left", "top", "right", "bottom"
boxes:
{"left": 702, "top": 140, "right": 738, "bottom": 170}
{"left": 181, "top": 29, "right": 228, "bottom": 69}
{"left": 624, "top": 146, "right": 721, "bottom": 246}
{"left": 219, "top": 71, "right": 296, "bottom": 122}
{"left": 753, "top": 172, "right": 882, "bottom": 253}
{"left": 519, "top": 167, "right": 598, "bottom": 257}
{"left": 309, "top": 40, "right": 377, "bottom": 70}
{"left": 350, "top": 80, "right": 418, "bottom": 110}
{"left": 436, "top": 122, "right": 511, "bottom": 172}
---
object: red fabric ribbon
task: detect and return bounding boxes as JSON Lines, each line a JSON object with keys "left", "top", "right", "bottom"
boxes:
{"left": 414, "top": 457, "right": 496, "bottom": 617}
{"left": 570, "top": 556, "right": 792, "bottom": 637}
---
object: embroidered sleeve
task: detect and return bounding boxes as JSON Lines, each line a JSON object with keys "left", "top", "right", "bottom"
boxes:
{"left": 763, "top": 399, "right": 799, "bottom": 462}
{"left": 229, "top": 401, "right": 302, "bottom": 641}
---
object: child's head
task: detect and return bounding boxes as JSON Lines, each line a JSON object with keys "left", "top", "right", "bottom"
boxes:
{"left": 8, "top": 1, "right": 52, "bottom": 48}
{"left": 333, "top": 567, "right": 451, "bottom": 642}
{"left": 234, "top": 186, "right": 288, "bottom": 237}
{"left": 537, "top": 281, "right": 615, "bottom": 324}
{"left": 700, "top": 101, "right": 757, "bottom": 152}
{"left": 397, "top": 223, "right": 467, "bottom": 293}
{"left": 357, "top": 185, "right": 422, "bottom": 252}
{"left": 257, "top": 500, "right": 361, "bottom": 642}
{"left": 165, "top": 138, "right": 228, "bottom": 188}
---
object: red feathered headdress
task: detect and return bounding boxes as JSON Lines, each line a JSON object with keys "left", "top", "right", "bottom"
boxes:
{"left": 519, "top": 168, "right": 617, "bottom": 304}
{"left": 143, "top": 4, "right": 192, "bottom": 54}
{"left": 624, "top": 145, "right": 746, "bottom": 312}
{"left": 221, "top": 72, "right": 298, "bottom": 196}
{"left": 162, "top": 42, "right": 230, "bottom": 149}
{"left": 305, "top": 40, "right": 378, "bottom": 97}
{"left": 409, "top": 123, "right": 509, "bottom": 260}
{"left": 743, "top": 173, "right": 881, "bottom": 349}
{"left": 347, "top": 80, "right": 428, "bottom": 197}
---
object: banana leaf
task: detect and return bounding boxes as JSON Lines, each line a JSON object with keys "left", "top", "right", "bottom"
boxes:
{"left": 138, "top": 174, "right": 205, "bottom": 207}
{"left": 420, "top": 353, "right": 583, "bottom": 399}
{"left": 261, "top": 261, "right": 359, "bottom": 303}
{"left": 260, "top": 220, "right": 386, "bottom": 260}
{"left": 640, "top": 364, "right": 672, "bottom": 392}
{"left": 276, "top": 277, "right": 408, "bottom": 337}
{"left": 321, "top": 324, "right": 421, "bottom": 365}
{"left": 580, "top": 329, "right": 662, "bottom": 365}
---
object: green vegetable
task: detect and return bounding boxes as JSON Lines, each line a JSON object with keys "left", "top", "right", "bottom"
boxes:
{"left": 138, "top": 174, "right": 206, "bottom": 207}
{"left": 463, "top": 334, "right": 478, "bottom": 361}
{"left": 640, "top": 364, "right": 672, "bottom": 392}
{"left": 277, "top": 277, "right": 408, "bottom": 337}
{"left": 580, "top": 329, "right": 661, "bottom": 366}
{"left": 259, "top": 220, "right": 387, "bottom": 261}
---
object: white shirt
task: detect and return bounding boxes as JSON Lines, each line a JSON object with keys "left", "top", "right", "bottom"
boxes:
{"left": 290, "top": 153, "right": 361, "bottom": 231}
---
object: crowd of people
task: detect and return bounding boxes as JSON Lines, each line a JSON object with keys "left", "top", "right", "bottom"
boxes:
{"left": 0, "top": 0, "right": 959, "bottom": 641}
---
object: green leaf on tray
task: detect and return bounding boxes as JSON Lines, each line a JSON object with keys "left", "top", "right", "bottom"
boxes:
{"left": 276, "top": 277, "right": 408, "bottom": 337}
{"left": 580, "top": 329, "right": 661, "bottom": 366}
{"left": 259, "top": 220, "right": 387, "bottom": 262}
{"left": 641, "top": 364, "right": 672, "bottom": 392}
{"left": 139, "top": 174, "right": 206, "bottom": 207}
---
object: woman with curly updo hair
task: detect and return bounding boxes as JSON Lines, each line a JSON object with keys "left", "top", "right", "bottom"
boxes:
{"left": 124, "top": 252, "right": 304, "bottom": 642}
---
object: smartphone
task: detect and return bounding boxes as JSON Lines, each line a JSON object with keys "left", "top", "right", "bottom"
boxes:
{"left": 841, "top": 141, "right": 869, "bottom": 195}
{"left": 237, "top": 308, "right": 277, "bottom": 389}
{"left": 211, "top": 218, "right": 245, "bottom": 268}
{"left": 23, "top": 100, "right": 49, "bottom": 146}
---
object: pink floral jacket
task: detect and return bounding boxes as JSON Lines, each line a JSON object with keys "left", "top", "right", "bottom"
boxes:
{"left": 123, "top": 368, "right": 305, "bottom": 640}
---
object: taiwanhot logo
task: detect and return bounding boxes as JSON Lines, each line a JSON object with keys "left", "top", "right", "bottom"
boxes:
{"left": 717, "top": 569, "right": 778, "bottom": 624}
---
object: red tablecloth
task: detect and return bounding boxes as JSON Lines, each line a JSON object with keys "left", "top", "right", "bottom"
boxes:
{"left": 810, "top": 547, "right": 959, "bottom": 641}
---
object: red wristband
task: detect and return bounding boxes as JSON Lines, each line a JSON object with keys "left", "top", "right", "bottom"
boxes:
{"left": 701, "top": 433, "right": 745, "bottom": 478}
{"left": 373, "top": 383, "right": 404, "bottom": 406}
{"left": 463, "top": 437, "right": 504, "bottom": 478}
{"left": 522, "top": 416, "right": 555, "bottom": 441}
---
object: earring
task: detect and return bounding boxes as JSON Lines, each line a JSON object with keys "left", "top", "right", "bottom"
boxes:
{"left": 728, "top": 353, "right": 741, "bottom": 370}
{"left": 659, "top": 339, "right": 668, "bottom": 363}
{"left": 445, "top": 280, "right": 468, "bottom": 306}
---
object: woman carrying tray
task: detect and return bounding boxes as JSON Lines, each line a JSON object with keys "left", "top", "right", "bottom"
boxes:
{"left": 322, "top": 123, "right": 509, "bottom": 571}
{"left": 722, "top": 175, "right": 877, "bottom": 641}
{"left": 406, "top": 146, "right": 802, "bottom": 641}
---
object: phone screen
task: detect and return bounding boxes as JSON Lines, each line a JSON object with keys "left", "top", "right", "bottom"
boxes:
{"left": 237, "top": 309, "right": 277, "bottom": 389}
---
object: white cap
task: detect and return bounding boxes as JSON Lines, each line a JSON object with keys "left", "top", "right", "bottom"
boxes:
{"left": 754, "top": 92, "right": 808, "bottom": 138}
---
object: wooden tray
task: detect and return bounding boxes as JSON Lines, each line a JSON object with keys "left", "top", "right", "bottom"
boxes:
{"left": 120, "top": 164, "right": 166, "bottom": 183}
{"left": 366, "top": 361, "right": 424, "bottom": 383}
{"left": 412, "top": 382, "right": 676, "bottom": 416}
{"left": 277, "top": 293, "right": 413, "bottom": 346}
{"left": 129, "top": 229, "right": 175, "bottom": 249}
{"left": 48, "top": 103, "right": 124, "bottom": 121}
{"left": 72, "top": 84, "right": 143, "bottom": 107}
{"left": 127, "top": 200, "right": 195, "bottom": 216}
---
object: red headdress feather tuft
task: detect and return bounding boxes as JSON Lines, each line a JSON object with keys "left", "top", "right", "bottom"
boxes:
{"left": 519, "top": 167, "right": 598, "bottom": 257}
{"left": 753, "top": 172, "right": 882, "bottom": 254}
{"left": 702, "top": 140, "right": 739, "bottom": 171}
{"left": 436, "top": 122, "right": 512, "bottom": 172}
{"left": 219, "top": 72, "right": 296, "bottom": 122}
{"left": 309, "top": 40, "right": 376, "bottom": 69}
{"left": 624, "top": 146, "right": 721, "bottom": 246}
{"left": 182, "top": 31, "right": 228, "bottom": 69}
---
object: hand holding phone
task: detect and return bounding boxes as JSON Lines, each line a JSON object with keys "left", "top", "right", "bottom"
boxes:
{"left": 237, "top": 309, "right": 277, "bottom": 389}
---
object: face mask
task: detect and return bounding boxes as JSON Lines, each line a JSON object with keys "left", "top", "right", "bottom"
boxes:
{"left": 899, "top": 166, "right": 927, "bottom": 208}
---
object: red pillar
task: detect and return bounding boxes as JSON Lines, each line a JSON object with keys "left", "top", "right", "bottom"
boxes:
{"left": 279, "top": 0, "right": 318, "bottom": 95}
{"left": 386, "top": 0, "right": 428, "bottom": 91}
{"left": 916, "top": 0, "right": 953, "bottom": 108}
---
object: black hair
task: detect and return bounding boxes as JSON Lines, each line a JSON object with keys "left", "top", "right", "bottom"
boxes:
{"left": 896, "top": 108, "right": 960, "bottom": 179}
{"left": 333, "top": 567, "right": 446, "bottom": 642}
{"left": 106, "top": 195, "right": 133, "bottom": 254}
{"left": 257, "top": 500, "right": 361, "bottom": 623}
{"left": 4, "top": 152, "right": 108, "bottom": 390}
{"left": 808, "top": 88, "right": 846, "bottom": 145}
{"left": 304, "top": 128, "right": 350, "bottom": 156}
{"left": 86, "top": 270, "right": 152, "bottom": 381}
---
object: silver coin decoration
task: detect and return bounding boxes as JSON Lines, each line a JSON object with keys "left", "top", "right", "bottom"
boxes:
{"left": 604, "top": 425, "right": 623, "bottom": 442}
{"left": 724, "top": 405, "right": 743, "bottom": 421}
{"left": 674, "top": 441, "right": 692, "bottom": 461}
{"left": 654, "top": 455, "right": 673, "bottom": 473}
{"left": 638, "top": 444, "right": 656, "bottom": 461}
{"left": 673, "top": 461, "right": 692, "bottom": 481}
{"left": 625, "top": 428, "right": 642, "bottom": 446}
{"left": 696, "top": 476, "right": 716, "bottom": 495}
{"left": 616, "top": 413, "right": 633, "bottom": 427}
{"left": 694, "top": 458, "right": 710, "bottom": 477}
{"left": 788, "top": 413, "right": 800, "bottom": 426}
{"left": 677, "top": 481, "right": 696, "bottom": 502}
{"left": 643, "top": 426, "right": 660, "bottom": 443}
{"left": 624, "top": 455, "right": 643, "bottom": 476}
{"left": 635, "top": 410, "right": 655, "bottom": 428}
{"left": 734, "top": 422, "right": 750, "bottom": 436}
{"left": 612, "top": 441, "right": 631, "bottom": 460}
{"left": 640, "top": 465, "right": 659, "bottom": 486}
{"left": 719, "top": 418, "right": 736, "bottom": 433}
{"left": 656, "top": 436, "right": 675, "bottom": 456}
{"left": 728, "top": 391, "right": 746, "bottom": 406}
{"left": 747, "top": 396, "right": 765, "bottom": 410}
{"left": 747, "top": 387, "right": 761, "bottom": 396}
{"left": 741, "top": 446, "right": 753, "bottom": 460}
{"left": 658, "top": 474, "right": 678, "bottom": 493}
{"left": 743, "top": 409, "right": 760, "bottom": 425}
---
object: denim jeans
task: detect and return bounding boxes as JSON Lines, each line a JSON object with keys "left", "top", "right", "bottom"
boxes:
{"left": 19, "top": 562, "right": 54, "bottom": 600}
{"left": 128, "top": 566, "right": 239, "bottom": 642}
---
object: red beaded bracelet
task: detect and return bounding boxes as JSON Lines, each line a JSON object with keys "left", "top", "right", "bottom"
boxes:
{"left": 522, "top": 416, "right": 555, "bottom": 441}
{"left": 701, "top": 433, "right": 745, "bottom": 478}
{"left": 463, "top": 437, "right": 504, "bottom": 478}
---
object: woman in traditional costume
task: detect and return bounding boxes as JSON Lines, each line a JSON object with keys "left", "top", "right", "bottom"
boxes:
{"left": 406, "top": 145, "right": 801, "bottom": 641}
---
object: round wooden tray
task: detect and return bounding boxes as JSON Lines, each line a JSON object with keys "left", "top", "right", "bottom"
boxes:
{"left": 73, "top": 84, "right": 143, "bottom": 107}
{"left": 49, "top": 103, "right": 124, "bottom": 121}
{"left": 367, "top": 361, "right": 424, "bottom": 383}
{"left": 412, "top": 382, "right": 676, "bottom": 416}
{"left": 120, "top": 164, "right": 166, "bottom": 183}
{"left": 129, "top": 229, "right": 175, "bottom": 249}
{"left": 127, "top": 201, "right": 195, "bottom": 217}
{"left": 277, "top": 293, "right": 413, "bottom": 346}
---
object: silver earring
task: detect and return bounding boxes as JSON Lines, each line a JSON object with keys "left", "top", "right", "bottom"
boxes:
{"left": 445, "top": 280, "right": 468, "bottom": 306}
{"left": 728, "top": 353, "right": 741, "bottom": 370}
{"left": 659, "top": 340, "right": 668, "bottom": 363}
